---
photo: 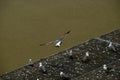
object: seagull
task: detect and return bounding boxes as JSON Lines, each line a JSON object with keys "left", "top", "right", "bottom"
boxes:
{"left": 39, "top": 62, "right": 47, "bottom": 74}
{"left": 66, "top": 50, "right": 74, "bottom": 59}
{"left": 103, "top": 64, "right": 113, "bottom": 74}
{"left": 60, "top": 71, "right": 65, "bottom": 78}
{"left": 40, "top": 30, "right": 71, "bottom": 47}
{"left": 59, "top": 71, "right": 70, "bottom": 80}
{"left": 28, "top": 58, "right": 34, "bottom": 67}
{"left": 107, "top": 42, "right": 116, "bottom": 52}
{"left": 103, "top": 64, "right": 108, "bottom": 71}
{"left": 82, "top": 52, "right": 90, "bottom": 63}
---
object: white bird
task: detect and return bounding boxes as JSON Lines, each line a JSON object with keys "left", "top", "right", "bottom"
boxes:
{"left": 82, "top": 52, "right": 90, "bottom": 63}
{"left": 66, "top": 50, "right": 73, "bottom": 59}
{"left": 28, "top": 58, "right": 34, "bottom": 67}
{"left": 60, "top": 71, "right": 65, "bottom": 78}
{"left": 36, "top": 78, "right": 39, "bottom": 80}
{"left": 39, "top": 62, "right": 47, "bottom": 74}
{"left": 40, "top": 30, "right": 71, "bottom": 47}
{"left": 107, "top": 42, "right": 116, "bottom": 51}
{"left": 103, "top": 64, "right": 112, "bottom": 73}
{"left": 28, "top": 59, "right": 32, "bottom": 64}
{"left": 103, "top": 64, "right": 107, "bottom": 70}
{"left": 59, "top": 71, "right": 70, "bottom": 80}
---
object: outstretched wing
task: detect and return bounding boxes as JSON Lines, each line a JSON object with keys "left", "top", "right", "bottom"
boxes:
{"left": 40, "top": 30, "right": 71, "bottom": 46}
{"left": 40, "top": 41, "right": 54, "bottom": 46}
{"left": 58, "top": 30, "right": 71, "bottom": 41}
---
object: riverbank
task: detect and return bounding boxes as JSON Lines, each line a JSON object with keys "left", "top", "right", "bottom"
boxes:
{"left": 0, "top": 29, "right": 120, "bottom": 80}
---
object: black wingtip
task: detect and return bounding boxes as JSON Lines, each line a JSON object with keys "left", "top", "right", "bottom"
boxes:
{"left": 40, "top": 43, "right": 45, "bottom": 46}
{"left": 66, "top": 30, "right": 71, "bottom": 34}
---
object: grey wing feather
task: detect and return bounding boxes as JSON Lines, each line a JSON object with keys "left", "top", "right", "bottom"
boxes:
{"left": 59, "top": 30, "right": 71, "bottom": 41}
{"left": 40, "top": 30, "right": 71, "bottom": 46}
{"left": 40, "top": 41, "right": 54, "bottom": 46}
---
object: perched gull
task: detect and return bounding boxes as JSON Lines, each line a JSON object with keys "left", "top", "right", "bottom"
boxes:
{"left": 40, "top": 30, "right": 71, "bottom": 47}
{"left": 59, "top": 71, "right": 70, "bottom": 80}
{"left": 66, "top": 50, "right": 74, "bottom": 59}
{"left": 28, "top": 59, "right": 32, "bottom": 64}
{"left": 39, "top": 62, "right": 47, "bottom": 74}
{"left": 60, "top": 71, "right": 65, "bottom": 78}
{"left": 28, "top": 58, "right": 34, "bottom": 67}
{"left": 103, "top": 64, "right": 114, "bottom": 74}
{"left": 82, "top": 52, "right": 90, "bottom": 63}
{"left": 36, "top": 78, "right": 39, "bottom": 80}
{"left": 107, "top": 42, "right": 116, "bottom": 51}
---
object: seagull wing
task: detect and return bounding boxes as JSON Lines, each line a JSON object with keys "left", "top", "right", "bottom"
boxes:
{"left": 40, "top": 30, "right": 71, "bottom": 46}
{"left": 40, "top": 41, "right": 54, "bottom": 46}
{"left": 58, "top": 30, "right": 71, "bottom": 41}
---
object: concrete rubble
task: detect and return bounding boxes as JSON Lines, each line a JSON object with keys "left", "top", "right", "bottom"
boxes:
{"left": 0, "top": 29, "right": 120, "bottom": 80}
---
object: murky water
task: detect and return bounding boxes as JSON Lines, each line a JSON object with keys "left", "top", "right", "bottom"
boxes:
{"left": 0, "top": 0, "right": 120, "bottom": 75}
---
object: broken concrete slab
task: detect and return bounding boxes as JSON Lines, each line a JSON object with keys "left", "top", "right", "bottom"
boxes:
{"left": 0, "top": 29, "right": 120, "bottom": 80}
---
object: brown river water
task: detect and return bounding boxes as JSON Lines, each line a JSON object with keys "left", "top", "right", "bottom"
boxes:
{"left": 0, "top": 0, "right": 120, "bottom": 75}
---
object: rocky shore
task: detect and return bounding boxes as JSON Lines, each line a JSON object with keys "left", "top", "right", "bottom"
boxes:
{"left": 0, "top": 29, "right": 120, "bottom": 80}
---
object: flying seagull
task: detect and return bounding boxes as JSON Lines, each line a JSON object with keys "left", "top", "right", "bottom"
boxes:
{"left": 40, "top": 30, "right": 71, "bottom": 47}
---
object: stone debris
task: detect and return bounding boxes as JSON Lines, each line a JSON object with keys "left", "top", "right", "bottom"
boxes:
{"left": 0, "top": 29, "right": 120, "bottom": 80}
